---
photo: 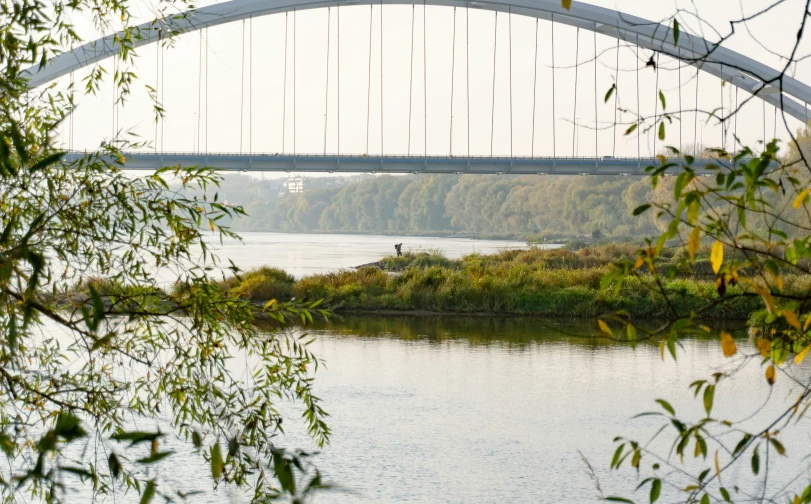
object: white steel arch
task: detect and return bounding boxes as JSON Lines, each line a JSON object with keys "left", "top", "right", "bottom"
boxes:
{"left": 22, "top": 0, "right": 811, "bottom": 122}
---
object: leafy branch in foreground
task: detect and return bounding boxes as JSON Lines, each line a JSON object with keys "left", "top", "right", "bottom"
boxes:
{"left": 600, "top": 99, "right": 811, "bottom": 504}
{"left": 0, "top": 0, "right": 333, "bottom": 498}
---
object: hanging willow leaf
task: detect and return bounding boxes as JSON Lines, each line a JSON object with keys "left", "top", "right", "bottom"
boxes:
{"left": 658, "top": 122, "right": 665, "bottom": 140}
{"left": 604, "top": 84, "right": 616, "bottom": 103}
{"left": 625, "top": 123, "right": 638, "bottom": 135}
{"left": 659, "top": 90, "right": 666, "bottom": 111}
{"left": 673, "top": 20, "right": 680, "bottom": 46}
{"left": 561, "top": 0, "right": 572, "bottom": 10}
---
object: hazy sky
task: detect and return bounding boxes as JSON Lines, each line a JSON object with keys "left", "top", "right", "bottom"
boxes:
{"left": 56, "top": 0, "right": 811, "bottom": 162}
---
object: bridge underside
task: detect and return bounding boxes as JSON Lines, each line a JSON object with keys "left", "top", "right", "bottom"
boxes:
{"left": 66, "top": 152, "right": 721, "bottom": 175}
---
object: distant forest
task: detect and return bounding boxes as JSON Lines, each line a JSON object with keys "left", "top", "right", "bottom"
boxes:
{"left": 215, "top": 173, "right": 670, "bottom": 240}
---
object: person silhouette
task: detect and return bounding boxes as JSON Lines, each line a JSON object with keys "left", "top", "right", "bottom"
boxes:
{"left": 394, "top": 243, "right": 403, "bottom": 257}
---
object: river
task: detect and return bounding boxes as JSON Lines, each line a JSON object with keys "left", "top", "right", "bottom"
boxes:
{"left": 209, "top": 232, "right": 529, "bottom": 277}
{"left": 60, "top": 233, "right": 811, "bottom": 501}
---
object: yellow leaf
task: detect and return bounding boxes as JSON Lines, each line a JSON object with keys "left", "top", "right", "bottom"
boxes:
{"left": 714, "top": 451, "right": 721, "bottom": 481}
{"left": 688, "top": 227, "right": 700, "bottom": 261}
{"left": 793, "top": 189, "right": 808, "bottom": 209}
{"left": 804, "top": 315, "right": 811, "bottom": 332}
{"left": 633, "top": 257, "right": 644, "bottom": 269}
{"left": 783, "top": 310, "right": 801, "bottom": 330}
{"left": 794, "top": 495, "right": 801, "bottom": 504}
{"left": 757, "top": 339, "right": 771, "bottom": 358}
{"left": 710, "top": 241, "right": 724, "bottom": 274}
{"left": 561, "top": 0, "right": 572, "bottom": 9}
{"left": 753, "top": 285, "right": 775, "bottom": 314}
{"left": 720, "top": 332, "right": 737, "bottom": 357}
{"left": 766, "top": 364, "right": 776, "bottom": 385}
{"left": 775, "top": 274, "right": 784, "bottom": 293}
{"left": 597, "top": 319, "right": 613, "bottom": 336}
{"left": 209, "top": 220, "right": 215, "bottom": 232}
{"left": 795, "top": 345, "right": 811, "bottom": 365}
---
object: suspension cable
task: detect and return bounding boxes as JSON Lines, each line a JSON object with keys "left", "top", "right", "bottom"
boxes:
{"left": 250, "top": 16, "right": 253, "bottom": 154}
{"left": 283, "top": 12, "right": 288, "bottom": 152}
{"left": 70, "top": 71, "right": 74, "bottom": 150}
{"left": 593, "top": 28, "right": 597, "bottom": 157}
{"left": 653, "top": 52, "right": 659, "bottom": 156}
{"left": 613, "top": 38, "right": 619, "bottom": 157}
{"left": 408, "top": 5, "right": 415, "bottom": 155}
{"left": 490, "top": 11, "right": 497, "bottom": 157}
{"left": 678, "top": 54, "right": 682, "bottom": 155}
{"left": 206, "top": 26, "right": 209, "bottom": 152}
{"left": 198, "top": 31, "right": 202, "bottom": 153}
{"left": 337, "top": 4, "right": 340, "bottom": 154}
{"left": 694, "top": 68, "right": 699, "bottom": 156}
{"left": 240, "top": 19, "right": 245, "bottom": 154}
{"left": 112, "top": 57, "right": 116, "bottom": 141}
{"left": 155, "top": 39, "right": 159, "bottom": 150}
{"left": 773, "top": 105, "right": 777, "bottom": 141}
{"left": 552, "top": 16, "right": 556, "bottom": 159}
{"left": 720, "top": 64, "right": 724, "bottom": 152}
{"left": 734, "top": 87, "right": 738, "bottom": 149}
{"left": 294, "top": 8, "right": 297, "bottom": 153}
{"left": 466, "top": 4, "right": 470, "bottom": 156}
{"left": 450, "top": 6, "right": 457, "bottom": 155}
{"left": 509, "top": 10, "right": 513, "bottom": 158}
{"left": 531, "top": 18, "right": 538, "bottom": 158}
{"left": 635, "top": 34, "right": 640, "bottom": 160}
{"left": 366, "top": 5, "right": 372, "bottom": 154}
{"left": 324, "top": 7, "right": 331, "bottom": 154}
{"left": 572, "top": 27, "right": 579, "bottom": 157}
{"left": 762, "top": 95, "right": 766, "bottom": 147}
{"left": 380, "top": 0, "right": 383, "bottom": 155}
{"left": 424, "top": 0, "right": 427, "bottom": 155}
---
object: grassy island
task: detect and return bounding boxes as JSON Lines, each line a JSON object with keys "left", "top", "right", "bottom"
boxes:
{"left": 213, "top": 244, "right": 775, "bottom": 320}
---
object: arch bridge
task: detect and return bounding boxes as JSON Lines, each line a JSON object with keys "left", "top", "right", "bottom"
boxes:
{"left": 26, "top": 0, "right": 809, "bottom": 175}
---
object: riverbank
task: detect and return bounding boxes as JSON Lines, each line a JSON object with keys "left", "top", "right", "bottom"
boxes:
{"left": 213, "top": 244, "right": 769, "bottom": 320}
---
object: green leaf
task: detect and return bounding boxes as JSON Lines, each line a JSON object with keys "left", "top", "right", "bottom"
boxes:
{"left": 673, "top": 20, "right": 680, "bottom": 46}
{"left": 751, "top": 445, "right": 759, "bottom": 475}
{"left": 108, "top": 453, "right": 121, "bottom": 479}
{"left": 140, "top": 480, "right": 156, "bottom": 504}
{"left": 703, "top": 384, "right": 715, "bottom": 416}
{"left": 55, "top": 412, "right": 86, "bottom": 442}
{"left": 111, "top": 431, "right": 162, "bottom": 446}
{"left": 633, "top": 204, "right": 652, "bottom": 216}
{"left": 658, "top": 122, "right": 665, "bottom": 141}
{"left": 720, "top": 487, "right": 731, "bottom": 502}
{"left": 650, "top": 478, "right": 661, "bottom": 503}
{"left": 28, "top": 152, "right": 66, "bottom": 173}
{"left": 654, "top": 399, "right": 675, "bottom": 416}
{"left": 273, "top": 450, "right": 296, "bottom": 494}
{"left": 659, "top": 91, "right": 666, "bottom": 111}
{"left": 605, "top": 84, "right": 616, "bottom": 103}
{"left": 625, "top": 123, "right": 638, "bottom": 136}
{"left": 211, "top": 442, "right": 224, "bottom": 480}
{"left": 606, "top": 498, "right": 635, "bottom": 503}
{"left": 611, "top": 443, "right": 625, "bottom": 468}
{"left": 770, "top": 438, "right": 786, "bottom": 456}
{"left": 137, "top": 451, "right": 174, "bottom": 464}
{"left": 700, "top": 495, "right": 710, "bottom": 504}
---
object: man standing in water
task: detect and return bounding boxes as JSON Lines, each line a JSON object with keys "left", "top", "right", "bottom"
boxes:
{"left": 394, "top": 243, "right": 403, "bottom": 257}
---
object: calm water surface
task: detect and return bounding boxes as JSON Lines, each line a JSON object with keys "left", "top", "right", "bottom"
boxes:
{"left": 66, "top": 234, "right": 811, "bottom": 502}
{"left": 269, "top": 316, "right": 809, "bottom": 504}
{"left": 209, "top": 232, "right": 529, "bottom": 277}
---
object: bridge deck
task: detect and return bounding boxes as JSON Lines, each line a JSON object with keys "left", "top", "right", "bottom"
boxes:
{"left": 64, "top": 152, "right": 725, "bottom": 175}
